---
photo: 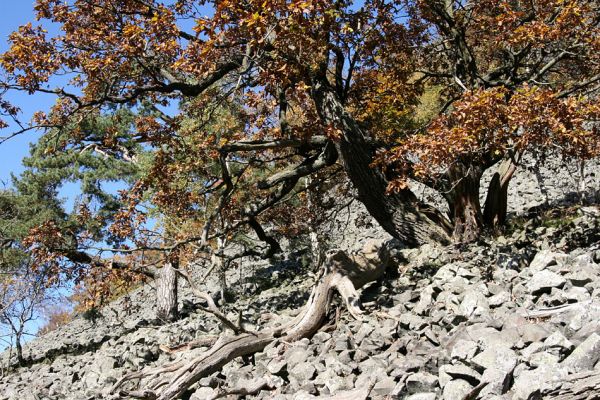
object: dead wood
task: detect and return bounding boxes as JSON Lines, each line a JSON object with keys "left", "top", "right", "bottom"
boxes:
{"left": 159, "top": 335, "right": 219, "bottom": 354}
{"left": 111, "top": 239, "right": 391, "bottom": 400}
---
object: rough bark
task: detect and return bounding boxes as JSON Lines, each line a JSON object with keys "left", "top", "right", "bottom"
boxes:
{"left": 156, "top": 262, "right": 178, "bottom": 323}
{"left": 310, "top": 81, "right": 452, "bottom": 246}
{"left": 15, "top": 334, "right": 23, "bottom": 366}
{"left": 112, "top": 239, "right": 391, "bottom": 400}
{"left": 445, "top": 164, "right": 484, "bottom": 242}
{"left": 483, "top": 157, "right": 518, "bottom": 228}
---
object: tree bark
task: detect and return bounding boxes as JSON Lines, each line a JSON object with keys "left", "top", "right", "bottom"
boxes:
{"left": 445, "top": 164, "right": 484, "bottom": 242}
{"left": 15, "top": 333, "right": 23, "bottom": 366}
{"left": 483, "top": 157, "right": 518, "bottom": 228}
{"left": 310, "top": 80, "right": 452, "bottom": 246}
{"left": 156, "top": 262, "right": 178, "bottom": 323}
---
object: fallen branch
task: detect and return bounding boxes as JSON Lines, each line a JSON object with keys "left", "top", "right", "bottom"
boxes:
{"left": 159, "top": 335, "right": 219, "bottom": 354}
{"left": 111, "top": 239, "right": 391, "bottom": 400}
{"left": 521, "top": 300, "right": 593, "bottom": 319}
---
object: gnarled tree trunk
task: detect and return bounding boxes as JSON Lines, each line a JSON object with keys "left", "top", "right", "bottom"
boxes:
{"left": 156, "top": 261, "right": 178, "bottom": 323}
{"left": 483, "top": 157, "right": 518, "bottom": 228}
{"left": 311, "top": 81, "right": 452, "bottom": 246}
{"left": 445, "top": 164, "right": 484, "bottom": 242}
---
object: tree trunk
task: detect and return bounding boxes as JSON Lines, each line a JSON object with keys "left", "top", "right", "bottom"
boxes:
{"left": 445, "top": 164, "right": 484, "bottom": 242}
{"left": 483, "top": 157, "right": 518, "bottom": 228}
{"left": 156, "top": 261, "right": 178, "bottom": 323}
{"left": 311, "top": 81, "right": 452, "bottom": 246}
{"left": 15, "top": 333, "right": 23, "bottom": 366}
{"left": 211, "top": 237, "right": 228, "bottom": 305}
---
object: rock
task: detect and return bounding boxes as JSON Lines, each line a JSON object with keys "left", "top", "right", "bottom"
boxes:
{"left": 512, "top": 365, "right": 568, "bottom": 400}
{"left": 311, "top": 331, "right": 332, "bottom": 344}
{"left": 518, "top": 324, "right": 551, "bottom": 344}
{"left": 488, "top": 291, "right": 511, "bottom": 308}
{"left": 406, "top": 393, "right": 437, "bottom": 400}
{"left": 414, "top": 286, "right": 436, "bottom": 316}
{"left": 399, "top": 314, "right": 428, "bottom": 331}
{"left": 372, "top": 376, "right": 397, "bottom": 396}
{"left": 526, "top": 270, "right": 566, "bottom": 295}
{"left": 529, "top": 251, "right": 559, "bottom": 272}
{"left": 450, "top": 339, "right": 479, "bottom": 361}
{"left": 561, "top": 333, "right": 600, "bottom": 373}
{"left": 443, "top": 364, "right": 481, "bottom": 386}
{"left": 405, "top": 372, "right": 439, "bottom": 393}
{"left": 267, "top": 357, "right": 287, "bottom": 375}
{"left": 543, "top": 331, "right": 574, "bottom": 357}
{"left": 289, "top": 363, "right": 316, "bottom": 383}
{"left": 285, "top": 347, "right": 310, "bottom": 369}
{"left": 527, "top": 351, "right": 560, "bottom": 368}
{"left": 480, "top": 367, "right": 512, "bottom": 395}
{"left": 471, "top": 347, "right": 517, "bottom": 373}
{"left": 442, "top": 379, "right": 473, "bottom": 400}
{"left": 459, "top": 289, "right": 489, "bottom": 318}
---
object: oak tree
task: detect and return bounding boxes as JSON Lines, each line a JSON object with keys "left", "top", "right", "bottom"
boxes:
{"left": 0, "top": 0, "right": 599, "bottom": 398}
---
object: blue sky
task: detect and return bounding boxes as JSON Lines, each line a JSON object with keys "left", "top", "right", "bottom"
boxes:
{"left": 0, "top": 1, "right": 58, "bottom": 186}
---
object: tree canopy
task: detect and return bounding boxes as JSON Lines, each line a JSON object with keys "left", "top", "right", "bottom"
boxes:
{"left": 0, "top": 0, "right": 598, "bottom": 292}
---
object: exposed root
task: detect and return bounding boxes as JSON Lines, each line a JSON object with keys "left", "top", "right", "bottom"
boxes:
{"left": 159, "top": 335, "right": 219, "bottom": 354}
{"left": 111, "top": 240, "right": 391, "bottom": 400}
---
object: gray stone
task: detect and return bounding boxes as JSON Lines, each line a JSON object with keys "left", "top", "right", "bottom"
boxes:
{"left": 311, "top": 331, "right": 332, "bottom": 344}
{"left": 460, "top": 289, "right": 489, "bottom": 318}
{"left": 285, "top": 347, "right": 310, "bottom": 369}
{"left": 528, "top": 351, "right": 560, "bottom": 368}
{"left": 526, "top": 270, "right": 566, "bottom": 295}
{"left": 561, "top": 333, "right": 600, "bottom": 373}
{"left": 399, "top": 314, "right": 428, "bottom": 331}
{"left": 512, "top": 366, "right": 568, "bottom": 400}
{"left": 543, "top": 331, "right": 574, "bottom": 356}
{"left": 529, "top": 251, "right": 559, "bottom": 272}
{"left": 443, "top": 364, "right": 481, "bottom": 386}
{"left": 372, "top": 376, "right": 397, "bottom": 396}
{"left": 406, "top": 393, "right": 437, "bottom": 400}
{"left": 405, "top": 372, "right": 439, "bottom": 393}
{"left": 450, "top": 339, "right": 479, "bottom": 361}
{"left": 518, "top": 324, "right": 551, "bottom": 344}
{"left": 442, "top": 379, "right": 473, "bottom": 400}
{"left": 488, "top": 291, "right": 511, "bottom": 308}
{"left": 267, "top": 357, "right": 287, "bottom": 375}
{"left": 480, "top": 367, "right": 512, "bottom": 395}
{"left": 471, "top": 347, "right": 517, "bottom": 373}
{"left": 289, "top": 363, "right": 316, "bottom": 382}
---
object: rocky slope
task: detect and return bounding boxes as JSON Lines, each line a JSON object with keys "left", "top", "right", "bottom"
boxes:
{"left": 1, "top": 157, "right": 599, "bottom": 400}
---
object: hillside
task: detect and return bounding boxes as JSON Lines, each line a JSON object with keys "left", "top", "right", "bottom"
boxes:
{"left": 1, "top": 157, "right": 599, "bottom": 400}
